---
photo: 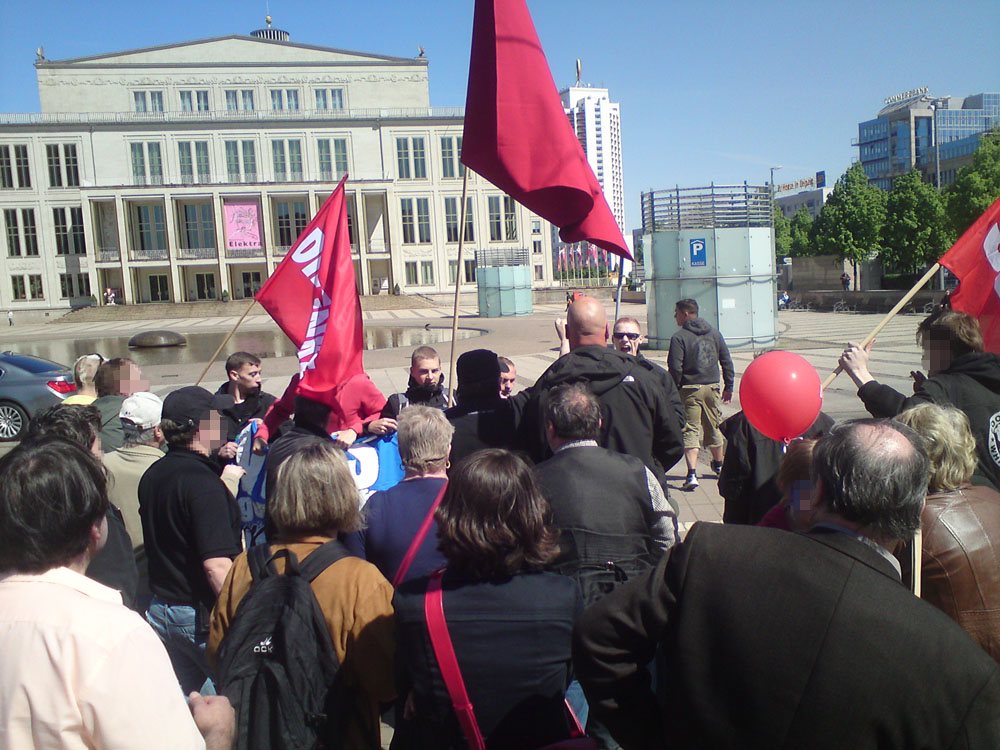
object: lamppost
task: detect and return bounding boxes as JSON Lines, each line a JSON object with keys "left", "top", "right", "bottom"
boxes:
{"left": 770, "top": 166, "right": 782, "bottom": 293}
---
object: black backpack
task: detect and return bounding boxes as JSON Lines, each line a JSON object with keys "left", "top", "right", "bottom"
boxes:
{"left": 216, "top": 540, "right": 351, "bottom": 750}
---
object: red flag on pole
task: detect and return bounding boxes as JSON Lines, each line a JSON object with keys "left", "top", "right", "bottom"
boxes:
{"left": 254, "top": 176, "right": 364, "bottom": 405}
{"left": 461, "top": 0, "right": 631, "bottom": 260}
{"left": 939, "top": 195, "right": 1000, "bottom": 353}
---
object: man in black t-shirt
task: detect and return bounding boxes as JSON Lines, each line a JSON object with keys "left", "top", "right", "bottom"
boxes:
{"left": 139, "top": 386, "right": 243, "bottom": 694}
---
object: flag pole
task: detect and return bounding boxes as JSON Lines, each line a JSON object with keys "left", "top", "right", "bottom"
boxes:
{"left": 194, "top": 299, "right": 257, "bottom": 387}
{"left": 446, "top": 169, "right": 471, "bottom": 407}
{"left": 821, "top": 262, "right": 940, "bottom": 390}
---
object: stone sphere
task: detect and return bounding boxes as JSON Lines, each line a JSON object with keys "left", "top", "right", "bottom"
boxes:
{"left": 128, "top": 330, "right": 187, "bottom": 348}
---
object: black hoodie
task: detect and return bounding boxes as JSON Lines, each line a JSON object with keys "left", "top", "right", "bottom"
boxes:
{"left": 517, "top": 345, "right": 686, "bottom": 483}
{"left": 858, "top": 352, "right": 1000, "bottom": 491}
{"left": 668, "top": 317, "right": 735, "bottom": 390}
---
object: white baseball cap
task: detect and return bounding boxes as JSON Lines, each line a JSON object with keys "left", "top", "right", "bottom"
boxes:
{"left": 119, "top": 391, "right": 163, "bottom": 431}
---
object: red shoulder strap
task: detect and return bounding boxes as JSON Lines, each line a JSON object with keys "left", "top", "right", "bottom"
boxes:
{"left": 423, "top": 569, "right": 485, "bottom": 750}
{"left": 393, "top": 480, "right": 448, "bottom": 587}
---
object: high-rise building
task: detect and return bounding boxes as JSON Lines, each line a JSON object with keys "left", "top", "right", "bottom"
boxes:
{"left": 0, "top": 25, "right": 554, "bottom": 313}
{"left": 857, "top": 89, "right": 1000, "bottom": 191}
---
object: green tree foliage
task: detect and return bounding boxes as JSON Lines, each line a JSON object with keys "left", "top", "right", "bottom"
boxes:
{"left": 789, "top": 207, "right": 814, "bottom": 256}
{"left": 945, "top": 127, "right": 1000, "bottom": 238}
{"left": 810, "top": 162, "right": 886, "bottom": 265}
{"left": 882, "top": 169, "right": 954, "bottom": 272}
{"left": 773, "top": 204, "right": 791, "bottom": 260}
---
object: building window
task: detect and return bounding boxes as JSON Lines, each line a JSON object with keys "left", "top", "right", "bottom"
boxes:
{"left": 532, "top": 220, "right": 541, "bottom": 234}
{"left": 4, "top": 209, "right": 19, "bottom": 257}
{"left": 149, "top": 275, "right": 169, "bottom": 302}
{"left": 227, "top": 89, "right": 254, "bottom": 110}
{"left": 133, "top": 90, "right": 163, "bottom": 112}
{"left": 132, "top": 204, "right": 167, "bottom": 252}
{"left": 534, "top": 264, "right": 544, "bottom": 281}
{"left": 64, "top": 144, "right": 79, "bottom": 186}
{"left": 274, "top": 200, "right": 309, "bottom": 246}
{"left": 464, "top": 258, "right": 477, "bottom": 283}
{"left": 444, "top": 197, "right": 460, "bottom": 242}
{"left": 181, "top": 203, "right": 216, "bottom": 250}
{"left": 70, "top": 206, "right": 85, "bottom": 254}
{"left": 77, "top": 274, "right": 91, "bottom": 298}
{"left": 134, "top": 91, "right": 147, "bottom": 112}
{"left": 416, "top": 198, "right": 431, "bottom": 243}
{"left": 14, "top": 145, "right": 31, "bottom": 188}
{"left": 46, "top": 144, "right": 62, "bottom": 187}
{"left": 317, "top": 138, "right": 349, "bottom": 180}
{"left": 45, "top": 144, "right": 79, "bottom": 188}
{"left": 225, "top": 140, "right": 257, "bottom": 182}
{"left": 150, "top": 91, "right": 164, "bottom": 112}
{"left": 272, "top": 140, "right": 303, "bottom": 181}
{"left": 178, "top": 141, "right": 210, "bottom": 184}
{"left": 396, "top": 137, "right": 426, "bottom": 179}
{"left": 314, "top": 88, "right": 344, "bottom": 110}
{"left": 225, "top": 90, "right": 239, "bottom": 111}
{"left": 400, "top": 198, "right": 415, "bottom": 244}
{"left": 286, "top": 90, "right": 299, "bottom": 110}
{"left": 0, "top": 145, "right": 31, "bottom": 189}
{"left": 54, "top": 208, "right": 69, "bottom": 254}
{"left": 405, "top": 261, "right": 418, "bottom": 285}
{"left": 270, "top": 89, "right": 298, "bottom": 110}
{"left": 462, "top": 196, "right": 474, "bottom": 242}
{"left": 22, "top": 209, "right": 37, "bottom": 256}
{"left": 504, "top": 196, "right": 517, "bottom": 240}
{"left": 448, "top": 260, "right": 458, "bottom": 284}
{"left": 241, "top": 90, "right": 254, "bottom": 110}
{"left": 488, "top": 196, "right": 502, "bottom": 241}
{"left": 51, "top": 207, "right": 85, "bottom": 255}
{"left": 180, "top": 91, "right": 192, "bottom": 111}
{"left": 196, "top": 91, "right": 209, "bottom": 111}
{"left": 130, "top": 142, "right": 163, "bottom": 185}
{"left": 420, "top": 261, "right": 434, "bottom": 285}
{"left": 441, "top": 136, "right": 464, "bottom": 178}
{"left": 180, "top": 90, "right": 208, "bottom": 111}
{"left": 194, "top": 273, "right": 217, "bottom": 300}
{"left": 28, "top": 274, "right": 43, "bottom": 300}
{"left": 533, "top": 240, "right": 542, "bottom": 254}
{"left": 59, "top": 273, "right": 73, "bottom": 299}
{"left": 11, "top": 276, "right": 25, "bottom": 301}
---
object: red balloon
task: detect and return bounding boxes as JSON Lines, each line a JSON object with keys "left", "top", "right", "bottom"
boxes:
{"left": 739, "top": 351, "right": 822, "bottom": 442}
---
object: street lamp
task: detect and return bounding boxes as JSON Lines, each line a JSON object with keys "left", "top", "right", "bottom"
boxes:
{"left": 770, "top": 165, "right": 783, "bottom": 193}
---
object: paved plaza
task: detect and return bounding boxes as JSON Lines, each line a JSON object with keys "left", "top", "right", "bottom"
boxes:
{"left": 1, "top": 302, "right": 932, "bottom": 529}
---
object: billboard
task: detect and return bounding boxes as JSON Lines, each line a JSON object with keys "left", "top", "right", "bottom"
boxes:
{"left": 224, "top": 201, "right": 262, "bottom": 252}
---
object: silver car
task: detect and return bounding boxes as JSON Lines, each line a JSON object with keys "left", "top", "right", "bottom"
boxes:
{"left": 0, "top": 352, "right": 75, "bottom": 441}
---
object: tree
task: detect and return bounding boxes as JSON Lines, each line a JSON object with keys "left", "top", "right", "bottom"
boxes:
{"left": 810, "top": 162, "right": 887, "bottom": 273}
{"left": 945, "top": 127, "right": 1000, "bottom": 238}
{"left": 789, "top": 207, "right": 814, "bottom": 256}
{"left": 773, "top": 204, "right": 791, "bottom": 261}
{"left": 882, "top": 169, "right": 954, "bottom": 273}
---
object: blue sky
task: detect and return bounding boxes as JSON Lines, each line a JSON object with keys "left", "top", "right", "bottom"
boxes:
{"left": 1, "top": 0, "right": 997, "bottom": 233}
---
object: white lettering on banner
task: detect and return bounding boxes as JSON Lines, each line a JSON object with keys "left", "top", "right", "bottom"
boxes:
{"left": 291, "top": 227, "right": 325, "bottom": 288}
{"left": 983, "top": 224, "right": 1000, "bottom": 299}
{"left": 298, "top": 291, "right": 332, "bottom": 372}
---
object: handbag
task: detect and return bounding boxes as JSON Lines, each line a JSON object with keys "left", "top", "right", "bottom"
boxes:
{"left": 392, "top": 480, "right": 448, "bottom": 586}
{"left": 423, "top": 569, "right": 597, "bottom": 750}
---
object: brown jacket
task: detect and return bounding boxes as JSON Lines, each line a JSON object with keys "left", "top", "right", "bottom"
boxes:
{"left": 208, "top": 537, "right": 396, "bottom": 749}
{"left": 920, "top": 484, "right": 1000, "bottom": 662}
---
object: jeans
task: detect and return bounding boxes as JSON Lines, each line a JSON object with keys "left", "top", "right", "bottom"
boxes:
{"left": 146, "top": 598, "right": 216, "bottom": 695}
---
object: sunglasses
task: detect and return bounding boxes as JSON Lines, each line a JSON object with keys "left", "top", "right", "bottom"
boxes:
{"left": 612, "top": 332, "right": 640, "bottom": 341}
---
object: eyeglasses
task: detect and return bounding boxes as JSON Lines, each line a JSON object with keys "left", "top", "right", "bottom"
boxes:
{"left": 612, "top": 332, "right": 640, "bottom": 341}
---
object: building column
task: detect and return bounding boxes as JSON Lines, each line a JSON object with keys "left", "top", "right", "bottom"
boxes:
{"left": 115, "top": 195, "right": 135, "bottom": 304}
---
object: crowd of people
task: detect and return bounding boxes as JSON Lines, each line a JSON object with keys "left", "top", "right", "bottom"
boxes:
{"left": 1, "top": 298, "right": 1000, "bottom": 749}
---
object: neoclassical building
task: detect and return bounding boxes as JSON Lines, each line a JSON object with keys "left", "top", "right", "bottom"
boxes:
{"left": 0, "top": 24, "right": 555, "bottom": 313}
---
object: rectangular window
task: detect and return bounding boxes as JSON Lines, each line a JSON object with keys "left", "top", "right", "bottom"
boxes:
{"left": 134, "top": 91, "right": 147, "bottom": 112}
{"left": 134, "top": 204, "right": 167, "bottom": 251}
{"left": 533, "top": 240, "right": 542, "bottom": 254}
{"left": 182, "top": 204, "right": 216, "bottom": 249}
{"left": 405, "top": 262, "right": 418, "bottom": 286}
{"left": 416, "top": 198, "right": 431, "bottom": 243}
{"left": 274, "top": 200, "right": 309, "bottom": 246}
{"left": 464, "top": 258, "right": 477, "bottom": 283}
{"left": 532, "top": 220, "right": 541, "bottom": 234}
{"left": 440, "top": 136, "right": 464, "bottom": 179}
{"left": 180, "top": 91, "right": 193, "bottom": 112}
{"left": 448, "top": 260, "right": 458, "bottom": 285}
{"left": 412, "top": 137, "right": 426, "bottom": 179}
{"left": 464, "top": 196, "right": 475, "bottom": 242}
{"left": 131, "top": 142, "right": 162, "bottom": 185}
{"left": 444, "top": 197, "right": 459, "bottom": 242}
{"left": 225, "top": 141, "right": 240, "bottom": 181}
{"left": 147, "top": 143, "right": 163, "bottom": 184}
{"left": 4, "top": 209, "right": 19, "bottom": 256}
{"left": 0, "top": 146, "right": 11, "bottom": 188}
{"left": 179, "top": 142, "right": 193, "bottom": 183}
{"left": 46, "top": 144, "right": 62, "bottom": 187}
{"left": 315, "top": 89, "right": 327, "bottom": 110}
{"left": 241, "top": 90, "right": 254, "bottom": 111}
{"left": 195, "top": 141, "right": 210, "bottom": 182}
{"left": 28, "top": 274, "right": 43, "bottom": 300}
{"left": 488, "top": 196, "right": 502, "bottom": 241}
{"left": 270, "top": 90, "right": 284, "bottom": 110}
{"left": 59, "top": 273, "right": 74, "bottom": 298}
{"left": 504, "top": 196, "right": 517, "bottom": 240}
{"left": 14, "top": 145, "right": 30, "bottom": 188}
{"left": 317, "top": 139, "right": 332, "bottom": 180}
{"left": 242, "top": 141, "right": 256, "bottom": 181}
{"left": 54, "top": 208, "right": 69, "bottom": 254}
{"left": 534, "top": 264, "right": 544, "bottom": 281}
{"left": 396, "top": 138, "right": 410, "bottom": 179}
{"left": 76, "top": 273, "right": 90, "bottom": 298}
{"left": 196, "top": 91, "right": 209, "bottom": 111}
{"left": 225, "top": 90, "right": 238, "bottom": 111}
{"left": 333, "top": 139, "right": 348, "bottom": 175}
{"left": 11, "top": 276, "right": 25, "bottom": 301}
{"left": 314, "top": 88, "right": 344, "bottom": 110}
{"left": 64, "top": 144, "right": 79, "bottom": 186}
{"left": 70, "top": 206, "right": 85, "bottom": 254}
{"left": 22, "top": 209, "right": 37, "bottom": 256}
{"left": 400, "top": 198, "right": 415, "bottom": 244}
{"left": 330, "top": 89, "right": 343, "bottom": 109}
{"left": 396, "top": 136, "right": 426, "bottom": 179}
{"left": 286, "top": 90, "right": 299, "bottom": 110}
{"left": 287, "top": 140, "right": 302, "bottom": 180}
{"left": 420, "top": 261, "right": 434, "bottom": 285}
{"left": 149, "top": 275, "right": 169, "bottom": 302}
{"left": 150, "top": 91, "right": 163, "bottom": 112}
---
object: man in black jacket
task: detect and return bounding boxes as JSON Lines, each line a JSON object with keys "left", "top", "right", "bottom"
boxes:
{"left": 445, "top": 349, "right": 517, "bottom": 465}
{"left": 574, "top": 419, "right": 1000, "bottom": 749}
{"left": 372, "top": 346, "right": 450, "bottom": 435}
{"left": 523, "top": 297, "right": 685, "bottom": 489}
{"left": 214, "top": 352, "right": 275, "bottom": 464}
{"left": 840, "top": 309, "right": 1000, "bottom": 491}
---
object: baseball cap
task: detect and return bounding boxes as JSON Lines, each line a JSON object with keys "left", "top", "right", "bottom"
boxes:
{"left": 161, "top": 386, "right": 234, "bottom": 427}
{"left": 119, "top": 391, "right": 163, "bottom": 431}
{"left": 456, "top": 349, "right": 501, "bottom": 384}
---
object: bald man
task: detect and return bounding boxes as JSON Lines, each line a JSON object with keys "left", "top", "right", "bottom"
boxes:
{"left": 519, "top": 297, "right": 685, "bottom": 496}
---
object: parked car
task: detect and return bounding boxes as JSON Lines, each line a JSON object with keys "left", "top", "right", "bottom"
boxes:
{"left": 0, "top": 352, "right": 76, "bottom": 441}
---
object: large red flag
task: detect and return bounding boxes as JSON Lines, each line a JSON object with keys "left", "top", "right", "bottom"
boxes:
{"left": 940, "top": 195, "right": 1000, "bottom": 353}
{"left": 461, "top": 0, "right": 631, "bottom": 260}
{"left": 254, "top": 176, "right": 364, "bottom": 405}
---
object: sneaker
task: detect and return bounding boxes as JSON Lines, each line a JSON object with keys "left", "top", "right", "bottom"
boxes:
{"left": 710, "top": 460, "right": 723, "bottom": 476}
{"left": 682, "top": 472, "right": 699, "bottom": 491}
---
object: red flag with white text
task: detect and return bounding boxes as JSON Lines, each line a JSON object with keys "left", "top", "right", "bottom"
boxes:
{"left": 461, "top": 0, "right": 631, "bottom": 260}
{"left": 254, "top": 176, "right": 364, "bottom": 405}
{"left": 939, "top": 195, "right": 1000, "bottom": 353}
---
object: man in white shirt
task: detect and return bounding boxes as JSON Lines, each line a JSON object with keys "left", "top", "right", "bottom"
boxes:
{"left": 0, "top": 438, "right": 234, "bottom": 750}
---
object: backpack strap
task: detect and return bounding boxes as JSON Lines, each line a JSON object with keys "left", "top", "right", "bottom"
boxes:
{"left": 247, "top": 543, "right": 277, "bottom": 582}
{"left": 298, "top": 539, "right": 353, "bottom": 583}
{"left": 424, "top": 569, "right": 485, "bottom": 750}
{"left": 393, "top": 480, "right": 448, "bottom": 586}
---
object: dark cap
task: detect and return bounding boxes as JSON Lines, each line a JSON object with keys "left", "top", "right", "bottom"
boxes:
{"left": 456, "top": 349, "right": 501, "bottom": 384}
{"left": 161, "top": 386, "right": 234, "bottom": 427}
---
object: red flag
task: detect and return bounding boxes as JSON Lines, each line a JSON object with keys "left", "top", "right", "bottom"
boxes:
{"left": 254, "top": 176, "right": 364, "bottom": 405}
{"left": 461, "top": 0, "right": 631, "bottom": 260}
{"left": 940, "top": 195, "right": 1000, "bottom": 353}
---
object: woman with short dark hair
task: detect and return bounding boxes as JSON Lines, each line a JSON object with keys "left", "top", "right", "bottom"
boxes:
{"left": 392, "top": 449, "right": 583, "bottom": 749}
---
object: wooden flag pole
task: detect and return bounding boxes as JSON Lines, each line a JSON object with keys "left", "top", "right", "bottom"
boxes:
{"left": 194, "top": 299, "right": 257, "bottom": 387}
{"left": 821, "top": 262, "right": 941, "bottom": 391}
{"left": 446, "top": 169, "right": 472, "bottom": 407}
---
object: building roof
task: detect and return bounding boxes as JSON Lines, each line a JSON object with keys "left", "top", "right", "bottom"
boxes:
{"left": 35, "top": 34, "right": 424, "bottom": 68}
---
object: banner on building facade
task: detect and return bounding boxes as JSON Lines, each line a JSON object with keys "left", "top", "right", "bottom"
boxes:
{"left": 224, "top": 201, "right": 262, "bottom": 251}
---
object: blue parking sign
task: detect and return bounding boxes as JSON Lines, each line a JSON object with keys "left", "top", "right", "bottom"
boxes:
{"left": 690, "top": 238, "right": 706, "bottom": 267}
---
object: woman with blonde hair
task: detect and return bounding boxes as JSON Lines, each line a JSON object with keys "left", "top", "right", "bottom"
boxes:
{"left": 208, "top": 441, "right": 395, "bottom": 748}
{"left": 895, "top": 402, "right": 1000, "bottom": 662}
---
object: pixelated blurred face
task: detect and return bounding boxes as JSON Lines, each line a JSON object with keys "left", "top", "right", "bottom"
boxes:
{"left": 411, "top": 358, "right": 441, "bottom": 387}
{"left": 230, "top": 362, "right": 262, "bottom": 396}
{"left": 198, "top": 410, "right": 226, "bottom": 452}
{"left": 121, "top": 363, "right": 149, "bottom": 396}
{"left": 500, "top": 365, "right": 517, "bottom": 398}
{"left": 612, "top": 321, "right": 643, "bottom": 355}
{"left": 786, "top": 479, "right": 816, "bottom": 531}
{"left": 922, "top": 340, "right": 952, "bottom": 376}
